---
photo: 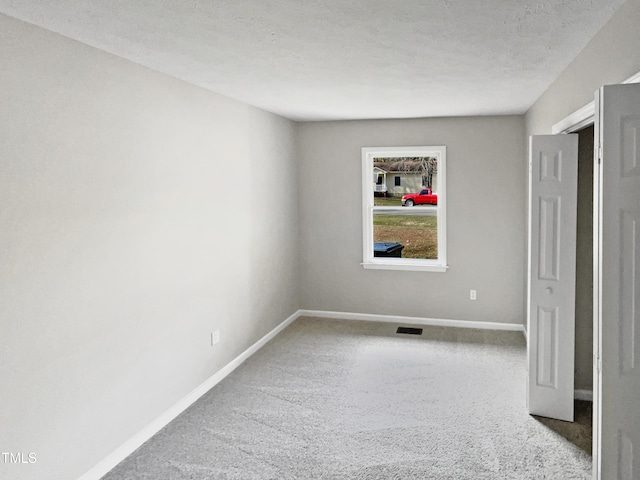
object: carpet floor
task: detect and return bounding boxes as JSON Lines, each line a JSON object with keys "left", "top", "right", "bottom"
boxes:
{"left": 101, "top": 317, "right": 592, "bottom": 479}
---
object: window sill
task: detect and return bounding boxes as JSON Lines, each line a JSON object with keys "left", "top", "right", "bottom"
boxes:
{"left": 361, "top": 261, "right": 448, "bottom": 272}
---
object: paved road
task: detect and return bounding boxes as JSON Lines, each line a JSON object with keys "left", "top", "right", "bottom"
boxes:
{"left": 373, "top": 206, "right": 437, "bottom": 216}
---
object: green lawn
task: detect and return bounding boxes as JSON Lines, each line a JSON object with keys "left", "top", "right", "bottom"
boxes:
{"left": 373, "top": 196, "right": 403, "bottom": 206}
{"left": 373, "top": 214, "right": 438, "bottom": 259}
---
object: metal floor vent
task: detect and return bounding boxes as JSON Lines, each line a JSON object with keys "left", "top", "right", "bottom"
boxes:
{"left": 396, "top": 327, "right": 423, "bottom": 335}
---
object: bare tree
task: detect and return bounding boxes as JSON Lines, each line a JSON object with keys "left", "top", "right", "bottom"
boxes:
{"left": 418, "top": 157, "right": 437, "bottom": 188}
{"left": 373, "top": 156, "right": 437, "bottom": 188}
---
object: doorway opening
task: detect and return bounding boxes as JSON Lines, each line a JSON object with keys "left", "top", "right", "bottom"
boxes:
{"left": 571, "top": 125, "right": 595, "bottom": 451}
{"left": 546, "top": 78, "right": 640, "bottom": 480}
{"left": 575, "top": 124, "right": 594, "bottom": 401}
{"left": 529, "top": 125, "right": 595, "bottom": 456}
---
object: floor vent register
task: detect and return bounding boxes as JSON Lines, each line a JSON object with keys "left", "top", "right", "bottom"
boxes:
{"left": 396, "top": 327, "right": 423, "bottom": 335}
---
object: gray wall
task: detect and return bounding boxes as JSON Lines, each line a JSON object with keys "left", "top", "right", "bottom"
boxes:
{"left": 0, "top": 14, "right": 299, "bottom": 480}
{"left": 526, "top": 0, "right": 640, "bottom": 136}
{"left": 525, "top": 0, "right": 640, "bottom": 391}
{"left": 297, "top": 116, "right": 526, "bottom": 324}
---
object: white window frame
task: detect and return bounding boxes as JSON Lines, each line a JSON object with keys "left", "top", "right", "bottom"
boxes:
{"left": 361, "top": 146, "right": 447, "bottom": 272}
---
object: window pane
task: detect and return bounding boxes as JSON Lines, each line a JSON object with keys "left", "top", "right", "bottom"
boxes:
{"left": 372, "top": 156, "right": 438, "bottom": 202}
{"left": 373, "top": 213, "right": 438, "bottom": 259}
{"left": 362, "top": 146, "right": 446, "bottom": 270}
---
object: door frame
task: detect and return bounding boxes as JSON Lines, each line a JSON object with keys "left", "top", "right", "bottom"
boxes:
{"left": 549, "top": 70, "right": 640, "bottom": 480}
{"left": 552, "top": 70, "right": 640, "bottom": 135}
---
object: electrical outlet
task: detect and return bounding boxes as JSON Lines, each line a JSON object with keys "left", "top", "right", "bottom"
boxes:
{"left": 470, "top": 289, "right": 477, "bottom": 300}
{"left": 211, "top": 330, "right": 220, "bottom": 346}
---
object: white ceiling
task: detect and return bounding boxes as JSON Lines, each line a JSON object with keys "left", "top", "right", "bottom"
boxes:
{"left": 0, "top": 0, "right": 626, "bottom": 121}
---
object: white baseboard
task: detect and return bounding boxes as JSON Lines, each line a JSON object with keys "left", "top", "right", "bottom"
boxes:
{"left": 574, "top": 389, "right": 593, "bottom": 402}
{"left": 78, "top": 310, "right": 302, "bottom": 480}
{"left": 298, "top": 309, "right": 525, "bottom": 333}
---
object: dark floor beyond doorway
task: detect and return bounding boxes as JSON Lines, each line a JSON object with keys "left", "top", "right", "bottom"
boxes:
{"left": 534, "top": 400, "right": 592, "bottom": 454}
{"left": 102, "top": 318, "right": 592, "bottom": 479}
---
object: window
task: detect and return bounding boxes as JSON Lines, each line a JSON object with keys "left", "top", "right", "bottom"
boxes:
{"left": 362, "top": 146, "right": 447, "bottom": 272}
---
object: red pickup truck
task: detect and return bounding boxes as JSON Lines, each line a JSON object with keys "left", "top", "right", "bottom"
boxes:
{"left": 401, "top": 188, "right": 438, "bottom": 206}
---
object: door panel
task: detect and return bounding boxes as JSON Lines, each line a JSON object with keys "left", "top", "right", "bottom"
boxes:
{"left": 595, "top": 83, "right": 640, "bottom": 480}
{"left": 528, "top": 134, "right": 578, "bottom": 421}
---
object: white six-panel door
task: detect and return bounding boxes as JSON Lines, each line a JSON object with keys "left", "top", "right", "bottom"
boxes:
{"left": 594, "top": 83, "right": 640, "bottom": 480}
{"left": 527, "top": 134, "right": 578, "bottom": 421}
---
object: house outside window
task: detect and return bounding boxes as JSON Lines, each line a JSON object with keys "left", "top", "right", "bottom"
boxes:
{"left": 362, "top": 146, "right": 447, "bottom": 272}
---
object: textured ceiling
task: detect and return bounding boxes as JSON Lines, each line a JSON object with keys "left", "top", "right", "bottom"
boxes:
{"left": 0, "top": 0, "right": 626, "bottom": 121}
